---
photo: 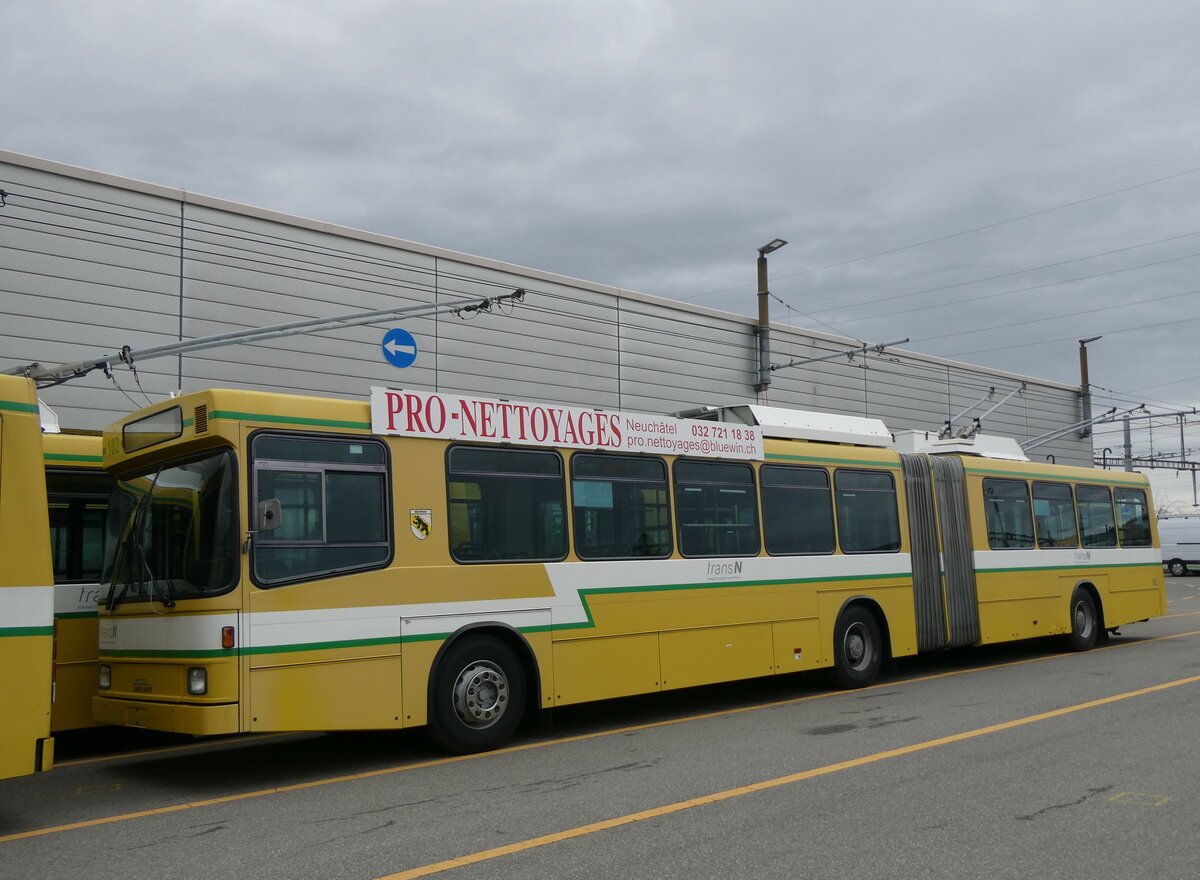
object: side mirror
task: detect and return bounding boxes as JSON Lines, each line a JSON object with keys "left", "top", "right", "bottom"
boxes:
{"left": 257, "top": 498, "right": 282, "bottom": 532}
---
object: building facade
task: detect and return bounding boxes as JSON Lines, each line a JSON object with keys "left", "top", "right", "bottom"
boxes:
{"left": 0, "top": 150, "right": 1088, "bottom": 465}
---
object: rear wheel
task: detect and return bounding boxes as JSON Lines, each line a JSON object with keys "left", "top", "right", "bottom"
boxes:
{"left": 429, "top": 636, "right": 527, "bottom": 754}
{"left": 1168, "top": 559, "right": 1189, "bottom": 577}
{"left": 1066, "top": 587, "right": 1098, "bottom": 652}
{"left": 832, "top": 605, "right": 883, "bottom": 688}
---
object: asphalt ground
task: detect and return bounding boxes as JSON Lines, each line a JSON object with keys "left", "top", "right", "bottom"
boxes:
{"left": 2, "top": 576, "right": 1198, "bottom": 880}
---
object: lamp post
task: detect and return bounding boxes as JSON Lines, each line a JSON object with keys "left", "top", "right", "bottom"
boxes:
{"left": 1078, "top": 335, "right": 1102, "bottom": 438}
{"left": 754, "top": 238, "right": 788, "bottom": 393}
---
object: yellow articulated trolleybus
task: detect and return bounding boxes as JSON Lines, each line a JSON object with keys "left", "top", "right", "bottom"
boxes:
{"left": 0, "top": 375, "right": 55, "bottom": 778}
{"left": 43, "top": 431, "right": 111, "bottom": 733}
{"left": 93, "top": 386, "right": 1165, "bottom": 752}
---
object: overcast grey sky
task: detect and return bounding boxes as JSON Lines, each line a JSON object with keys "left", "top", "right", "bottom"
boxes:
{"left": 3, "top": 1, "right": 1200, "bottom": 503}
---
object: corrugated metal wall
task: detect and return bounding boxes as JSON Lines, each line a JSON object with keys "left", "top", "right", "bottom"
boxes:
{"left": 0, "top": 150, "right": 1090, "bottom": 466}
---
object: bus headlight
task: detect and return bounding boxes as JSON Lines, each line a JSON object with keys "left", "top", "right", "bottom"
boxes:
{"left": 98, "top": 665, "right": 111, "bottom": 689}
{"left": 187, "top": 667, "right": 208, "bottom": 696}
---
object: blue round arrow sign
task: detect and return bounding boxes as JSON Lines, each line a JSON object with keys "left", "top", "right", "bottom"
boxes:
{"left": 381, "top": 328, "right": 418, "bottom": 368}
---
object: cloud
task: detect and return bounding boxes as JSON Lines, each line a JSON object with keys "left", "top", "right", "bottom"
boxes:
{"left": 4, "top": 0, "right": 1200, "bottom": 500}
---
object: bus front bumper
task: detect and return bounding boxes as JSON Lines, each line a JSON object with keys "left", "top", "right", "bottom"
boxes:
{"left": 93, "top": 696, "right": 238, "bottom": 735}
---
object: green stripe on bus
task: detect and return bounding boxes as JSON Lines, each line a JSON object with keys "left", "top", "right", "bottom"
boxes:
{"left": 0, "top": 627, "right": 54, "bottom": 637}
{"left": 553, "top": 571, "right": 910, "bottom": 632}
{"left": 55, "top": 611, "right": 99, "bottom": 620}
{"left": 209, "top": 410, "right": 371, "bottom": 430}
{"left": 765, "top": 453, "right": 902, "bottom": 469}
{"left": 242, "top": 635, "right": 402, "bottom": 655}
{"left": 44, "top": 453, "right": 104, "bottom": 464}
{"left": 102, "top": 648, "right": 236, "bottom": 659}
{"left": 99, "top": 572, "right": 913, "bottom": 657}
{"left": 977, "top": 561, "right": 1162, "bottom": 575}
{"left": 0, "top": 399, "right": 40, "bottom": 414}
{"left": 963, "top": 465, "right": 1148, "bottom": 486}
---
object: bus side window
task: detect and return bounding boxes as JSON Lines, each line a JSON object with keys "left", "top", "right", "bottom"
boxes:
{"left": 673, "top": 460, "right": 759, "bottom": 557}
{"left": 1114, "top": 487, "right": 1152, "bottom": 547}
{"left": 571, "top": 453, "right": 671, "bottom": 560}
{"left": 251, "top": 434, "right": 391, "bottom": 586}
{"left": 761, "top": 465, "right": 835, "bottom": 555}
{"left": 447, "top": 446, "right": 566, "bottom": 563}
{"left": 45, "top": 471, "right": 113, "bottom": 583}
{"left": 1076, "top": 484, "right": 1117, "bottom": 548}
{"left": 834, "top": 469, "right": 900, "bottom": 554}
{"left": 982, "top": 478, "right": 1034, "bottom": 549}
{"left": 1032, "top": 481, "right": 1078, "bottom": 549}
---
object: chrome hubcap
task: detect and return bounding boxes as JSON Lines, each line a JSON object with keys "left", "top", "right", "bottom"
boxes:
{"left": 844, "top": 623, "right": 872, "bottom": 671}
{"left": 452, "top": 660, "right": 509, "bottom": 729}
{"left": 1074, "top": 600, "right": 1094, "bottom": 640}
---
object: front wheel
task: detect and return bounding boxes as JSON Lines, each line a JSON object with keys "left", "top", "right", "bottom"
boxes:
{"left": 429, "top": 635, "right": 527, "bottom": 754}
{"left": 832, "top": 605, "right": 883, "bottom": 688}
{"left": 1065, "top": 588, "right": 1099, "bottom": 652}
{"left": 1168, "top": 559, "right": 1189, "bottom": 578}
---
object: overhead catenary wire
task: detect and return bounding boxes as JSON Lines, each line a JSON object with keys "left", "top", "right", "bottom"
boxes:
{"left": 909, "top": 285, "right": 1200, "bottom": 346}
{"left": 0, "top": 178, "right": 1188, "bottom": 378}
{"left": 801, "top": 229, "right": 1200, "bottom": 320}
{"left": 0, "top": 176, "right": 1126, "bottom": 437}
{"left": 684, "top": 163, "right": 1200, "bottom": 301}
{"left": 820, "top": 248, "right": 1200, "bottom": 330}
{"left": 11, "top": 174, "right": 1199, "bottom": 355}
{"left": 0, "top": 199, "right": 1080, "bottom": 405}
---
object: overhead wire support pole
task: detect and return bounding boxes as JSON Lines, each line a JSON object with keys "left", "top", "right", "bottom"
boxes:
{"left": 770, "top": 338, "right": 910, "bottom": 374}
{"left": 754, "top": 238, "right": 787, "bottom": 394}
{"left": 4, "top": 288, "right": 526, "bottom": 389}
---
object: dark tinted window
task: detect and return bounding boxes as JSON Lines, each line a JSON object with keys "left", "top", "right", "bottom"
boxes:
{"left": 761, "top": 466, "right": 835, "bottom": 555}
{"left": 1076, "top": 484, "right": 1117, "bottom": 548}
{"left": 1033, "top": 482, "right": 1078, "bottom": 548}
{"left": 448, "top": 446, "right": 566, "bottom": 562}
{"left": 572, "top": 454, "right": 670, "bottom": 559}
{"left": 46, "top": 471, "right": 113, "bottom": 583}
{"left": 1114, "top": 487, "right": 1152, "bottom": 547}
{"left": 834, "top": 470, "right": 900, "bottom": 553}
{"left": 252, "top": 434, "right": 390, "bottom": 585}
{"left": 983, "top": 479, "right": 1034, "bottom": 549}
{"left": 673, "top": 460, "right": 759, "bottom": 557}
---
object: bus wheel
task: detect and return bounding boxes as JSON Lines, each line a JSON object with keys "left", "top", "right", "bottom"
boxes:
{"left": 1066, "top": 588, "right": 1098, "bottom": 652}
{"left": 429, "top": 636, "right": 526, "bottom": 753}
{"left": 1168, "top": 559, "right": 1188, "bottom": 578}
{"left": 832, "top": 605, "right": 883, "bottom": 688}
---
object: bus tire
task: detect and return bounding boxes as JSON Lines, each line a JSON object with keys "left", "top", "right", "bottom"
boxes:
{"left": 1066, "top": 587, "right": 1099, "bottom": 652}
{"left": 832, "top": 605, "right": 883, "bottom": 688}
{"left": 1167, "top": 559, "right": 1188, "bottom": 578}
{"left": 429, "top": 635, "right": 526, "bottom": 754}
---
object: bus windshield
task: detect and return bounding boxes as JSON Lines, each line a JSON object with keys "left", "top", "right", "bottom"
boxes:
{"left": 101, "top": 450, "right": 238, "bottom": 606}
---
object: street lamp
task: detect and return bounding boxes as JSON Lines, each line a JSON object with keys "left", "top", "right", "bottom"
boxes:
{"left": 1079, "top": 335, "right": 1102, "bottom": 438}
{"left": 755, "top": 238, "right": 788, "bottom": 392}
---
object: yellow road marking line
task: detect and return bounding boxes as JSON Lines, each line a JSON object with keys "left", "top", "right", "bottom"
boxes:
{"left": 1160, "top": 608, "right": 1200, "bottom": 620}
{"left": 379, "top": 674, "right": 1200, "bottom": 880}
{"left": 1109, "top": 791, "right": 1171, "bottom": 807}
{"left": 5, "top": 626, "right": 1198, "bottom": 845}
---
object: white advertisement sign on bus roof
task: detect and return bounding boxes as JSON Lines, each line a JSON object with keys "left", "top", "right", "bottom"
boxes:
{"left": 370, "top": 387, "right": 763, "bottom": 460}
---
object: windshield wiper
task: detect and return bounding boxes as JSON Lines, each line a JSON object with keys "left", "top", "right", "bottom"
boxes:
{"left": 105, "top": 467, "right": 163, "bottom": 612}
